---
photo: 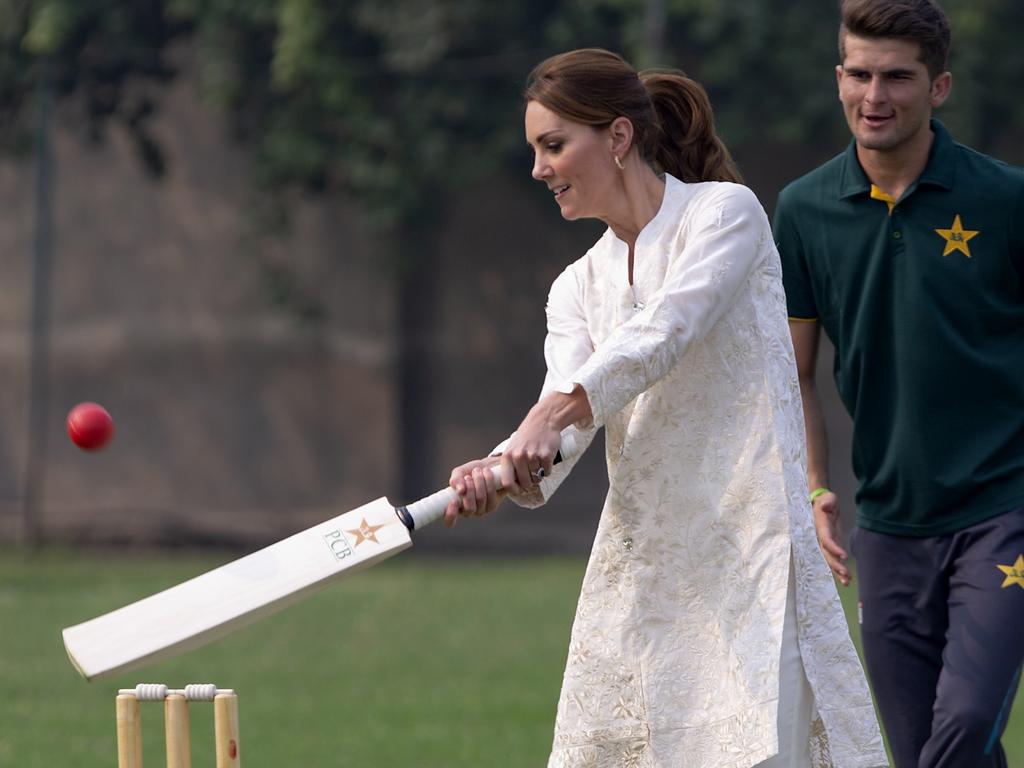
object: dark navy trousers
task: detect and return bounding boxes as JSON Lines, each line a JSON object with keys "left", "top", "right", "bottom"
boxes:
{"left": 853, "top": 507, "right": 1024, "bottom": 768}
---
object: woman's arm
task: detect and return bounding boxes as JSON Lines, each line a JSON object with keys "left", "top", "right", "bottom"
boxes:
{"left": 571, "top": 184, "right": 768, "bottom": 428}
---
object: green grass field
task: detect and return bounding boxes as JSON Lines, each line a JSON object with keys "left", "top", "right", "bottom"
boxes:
{"left": 1, "top": 547, "right": 1021, "bottom": 766}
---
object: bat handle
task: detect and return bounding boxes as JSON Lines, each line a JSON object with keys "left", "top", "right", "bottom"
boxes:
{"left": 396, "top": 429, "right": 580, "bottom": 531}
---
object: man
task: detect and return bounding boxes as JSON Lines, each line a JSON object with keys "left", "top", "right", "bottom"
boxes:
{"left": 773, "top": 0, "right": 1024, "bottom": 766}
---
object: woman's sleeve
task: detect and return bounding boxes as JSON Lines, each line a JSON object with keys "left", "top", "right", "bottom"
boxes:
{"left": 571, "top": 184, "right": 768, "bottom": 428}
{"left": 494, "top": 262, "right": 600, "bottom": 508}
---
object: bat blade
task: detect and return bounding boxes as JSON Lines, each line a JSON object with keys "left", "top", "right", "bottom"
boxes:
{"left": 62, "top": 496, "right": 411, "bottom": 681}
{"left": 63, "top": 429, "right": 582, "bottom": 681}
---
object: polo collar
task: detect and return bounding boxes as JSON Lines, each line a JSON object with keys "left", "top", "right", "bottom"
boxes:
{"left": 917, "top": 119, "right": 956, "bottom": 190}
{"left": 838, "top": 118, "right": 956, "bottom": 200}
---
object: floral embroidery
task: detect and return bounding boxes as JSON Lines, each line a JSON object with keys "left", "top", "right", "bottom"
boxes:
{"left": 512, "top": 178, "right": 885, "bottom": 768}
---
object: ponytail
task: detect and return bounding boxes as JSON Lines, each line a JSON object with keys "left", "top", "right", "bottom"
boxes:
{"left": 640, "top": 70, "right": 742, "bottom": 184}
{"left": 525, "top": 49, "right": 742, "bottom": 185}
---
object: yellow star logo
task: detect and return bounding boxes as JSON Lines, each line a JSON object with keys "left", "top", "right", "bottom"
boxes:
{"left": 997, "top": 555, "right": 1024, "bottom": 589}
{"left": 934, "top": 214, "right": 979, "bottom": 258}
{"left": 346, "top": 518, "right": 386, "bottom": 547}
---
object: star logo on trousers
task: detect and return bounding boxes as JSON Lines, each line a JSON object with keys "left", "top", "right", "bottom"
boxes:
{"left": 996, "top": 555, "right": 1024, "bottom": 589}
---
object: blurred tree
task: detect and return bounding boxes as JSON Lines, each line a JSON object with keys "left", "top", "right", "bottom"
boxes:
{"left": 0, "top": 0, "right": 189, "bottom": 173}
{"left": 168, "top": 0, "right": 629, "bottom": 230}
{"left": 165, "top": 0, "right": 626, "bottom": 495}
{"left": 606, "top": 0, "right": 1024, "bottom": 156}
{"left": 3, "top": 0, "right": 1020, "bottom": 224}
{"left": 0, "top": 0, "right": 1020, "bottom": 493}
{"left": 940, "top": 0, "right": 1024, "bottom": 153}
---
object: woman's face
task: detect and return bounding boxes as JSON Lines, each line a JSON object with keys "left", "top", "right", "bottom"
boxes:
{"left": 525, "top": 100, "right": 617, "bottom": 221}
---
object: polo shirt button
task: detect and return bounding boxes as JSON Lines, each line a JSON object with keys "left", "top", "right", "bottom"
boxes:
{"left": 892, "top": 230, "right": 902, "bottom": 239}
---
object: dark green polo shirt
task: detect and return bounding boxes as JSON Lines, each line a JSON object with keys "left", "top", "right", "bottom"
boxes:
{"left": 774, "top": 119, "right": 1024, "bottom": 536}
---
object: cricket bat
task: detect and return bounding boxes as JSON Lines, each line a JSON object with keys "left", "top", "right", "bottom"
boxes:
{"left": 62, "top": 430, "right": 579, "bottom": 681}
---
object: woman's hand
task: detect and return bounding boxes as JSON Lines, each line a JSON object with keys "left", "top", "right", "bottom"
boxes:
{"left": 500, "top": 387, "right": 591, "bottom": 490}
{"left": 499, "top": 405, "right": 562, "bottom": 492}
{"left": 444, "top": 388, "right": 590, "bottom": 528}
{"left": 444, "top": 456, "right": 505, "bottom": 528}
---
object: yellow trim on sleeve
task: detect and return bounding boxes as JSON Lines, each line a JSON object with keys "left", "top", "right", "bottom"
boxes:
{"left": 788, "top": 316, "right": 819, "bottom": 323}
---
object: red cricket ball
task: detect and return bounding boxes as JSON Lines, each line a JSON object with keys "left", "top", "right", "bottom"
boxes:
{"left": 67, "top": 402, "right": 115, "bottom": 451}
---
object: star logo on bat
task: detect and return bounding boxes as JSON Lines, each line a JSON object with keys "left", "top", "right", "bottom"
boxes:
{"left": 997, "top": 555, "right": 1024, "bottom": 589}
{"left": 346, "top": 518, "right": 386, "bottom": 547}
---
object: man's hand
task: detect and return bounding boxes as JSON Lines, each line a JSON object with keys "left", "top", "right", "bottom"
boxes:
{"left": 813, "top": 491, "right": 850, "bottom": 586}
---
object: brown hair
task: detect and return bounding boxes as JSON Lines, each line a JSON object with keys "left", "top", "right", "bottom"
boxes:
{"left": 524, "top": 48, "right": 741, "bottom": 184}
{"left": 839, "top": 0, "right": 951, "bottom": 79}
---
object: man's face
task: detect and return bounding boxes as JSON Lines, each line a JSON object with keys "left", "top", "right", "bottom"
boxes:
{"left": 836, "top": 34, "right": 951, "bottom": 153}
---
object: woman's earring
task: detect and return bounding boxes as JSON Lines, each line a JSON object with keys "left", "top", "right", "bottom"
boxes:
{"left": 614, "top": 155, "right": 625, "bottom": 171}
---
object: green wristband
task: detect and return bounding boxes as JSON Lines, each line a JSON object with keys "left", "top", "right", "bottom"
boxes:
{"left": 809, "top": 487, "right": 831, "bottom": 503}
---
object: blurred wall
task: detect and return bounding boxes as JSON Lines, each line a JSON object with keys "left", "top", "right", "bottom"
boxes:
{"left": 0, "top": 52, "right": 614, "bottom": 552}
{"left": 0, "top": 51, "right": 861, "bottom": 554}
{"left": 0, "top": 57, "right": 397, "bottom": 548}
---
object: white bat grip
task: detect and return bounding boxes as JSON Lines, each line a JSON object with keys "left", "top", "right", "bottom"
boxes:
{"left": 399, "top": 429, "right": 579, "bottom": 531}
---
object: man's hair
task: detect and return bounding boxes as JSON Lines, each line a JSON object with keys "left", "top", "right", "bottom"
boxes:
{"left": 839, "top": 0, "right": 951, "bottom": 79}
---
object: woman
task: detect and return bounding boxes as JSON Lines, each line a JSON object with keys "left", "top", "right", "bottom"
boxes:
{"left": 444, "top": 49, "right": 885, "bottom": 768}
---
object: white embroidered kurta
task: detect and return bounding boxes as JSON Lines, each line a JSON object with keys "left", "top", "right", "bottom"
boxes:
{"left": 514, "top": 176, "right": 885, "bottom": 768}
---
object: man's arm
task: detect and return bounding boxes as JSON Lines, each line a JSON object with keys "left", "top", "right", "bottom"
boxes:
{"left": 790, "top": 319, "right": 850, "bottom": 586}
